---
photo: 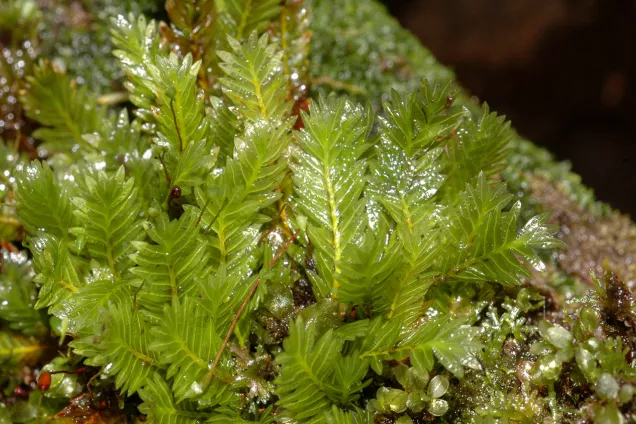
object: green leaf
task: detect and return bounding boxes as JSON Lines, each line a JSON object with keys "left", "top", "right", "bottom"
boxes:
{"left": 30, "top": 233, "right": 84, "bottom": 311}
{"left": 427, "top": 399, "right": 449, "bottom": 417}
{"left": 441, "top": 173, "right": 563, "bottom": 286}
{"left": 130, "top": 208, "right": 209, "bottom": 313}
{"left": 219, "top": 31, "right": 290, "bottom": 122}
{"left": 72, "top": 302, "right": 158, "bottom": 396}
{"left": 401, "top": 315, "right": 482, "bottom": 378}
{"left": 217, "top": 0, "right": 281, "bottom": 41}
{"left": 291, "top": 95, "right": 372, "bottom": 300}
{"left": 71, "top": 166, "right": 143, "bottom": 277}
{"left": 138, "top": 373, "right": 210, "bottom": 424}
{"left": 15, "top": 161, "right": 75, "bottom": 239}
{"left": 149, "top": 297, "right": 223, "bottom": 401}
{"left": 427, "top": 375, "right": 449, "bottom": 399}
{"left": 0, "top": 250, "right": 46, "bottom": 335}
{"left": 20, "top": 62, "right": 105, "bottom": 154}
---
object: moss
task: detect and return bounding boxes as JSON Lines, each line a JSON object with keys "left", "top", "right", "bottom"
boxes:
{"left": 1, "top": 0, "right": 635, "bottom": 422}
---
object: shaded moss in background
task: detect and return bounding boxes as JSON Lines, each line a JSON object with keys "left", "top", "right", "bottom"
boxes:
{"left": 383, "top": 0, "right": 636, "bottom": 217}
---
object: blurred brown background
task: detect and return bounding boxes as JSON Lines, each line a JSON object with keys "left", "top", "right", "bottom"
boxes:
{"left": 382, "top": 0, "right": 636, "bottom": 217}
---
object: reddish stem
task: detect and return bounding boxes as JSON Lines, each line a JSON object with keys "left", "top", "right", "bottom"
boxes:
{"left": 206, "top": 229, "right": 300, "bottom": 384}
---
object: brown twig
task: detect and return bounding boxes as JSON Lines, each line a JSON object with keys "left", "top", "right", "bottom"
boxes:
{"left": 87, "top": 367, "right": 102, "bottom": 397}
{"left": 158, "top": 153, "right": 172, "bottom": 187}
{"left": 169, "top": 97, "right": 184, "bottom": 153}
{"left": 206, "top": 229, "right": 300, "bottom": 384}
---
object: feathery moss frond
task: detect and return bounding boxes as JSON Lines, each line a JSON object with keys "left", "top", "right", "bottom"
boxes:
{"left": 400, "top": 315, "right": 482, "bottom": 378}
{"left": 15, "top": 161, "right": 75, "bottom": 239}
{"left": 72, "top": 302, "right": 158, "bottom": 396}
{"left": 149, "top": 297, "right": 224, "bottom": 401}
{"left": 138, "top": 373, "right": 210, "bottom": 424}
{"left": 441, "top": 173, "right": 564, "bottom": 286}
{"left": 291, "top": 96, "right": 372, "bottom": 300}
{"left": 0, "top": 331, "right": 48, "bottom": 367}
{"left": 71, "top": 167, "right": 143, "bottom": 278}
{"left": 130, "top": 208, "right": 209, "bottom": 313}
{"left": 381, "top": 83, "right": 465, "bottom": 158}
{"left": 0, "top": 250, "right": 45, "bottom": 335}
{"left": 3, "top": 5, "right": 583, "bottom": 422}
{"left": 111, "top": 13, "right": 162, "bottom": 123}
{"left": 442, "top": 104, "right": 514, "bottom": 198}
{"left": 60, "top": 277, "right": 132, "bottom": 334}
{"left": 219, "top": 32, "right": 291, "bottom": 122}
{"left": 275, "top": 316, "right": 368, "bottom": 421}
{"left": 20, "top": 62, "right": 105, "bottom": 153}
{"left": 30, "top": 233, "right": 84, "bottom": 311}
{"left": 217, "top": 0, "right": 281, "bottom": 41}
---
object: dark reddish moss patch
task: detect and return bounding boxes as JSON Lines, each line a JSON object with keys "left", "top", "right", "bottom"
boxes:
{"left": 527, "top": 174, "right": 636, "bottom": 287}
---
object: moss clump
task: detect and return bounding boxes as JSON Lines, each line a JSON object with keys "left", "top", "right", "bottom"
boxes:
{"left": 1, "top": 0, "right": 635, "bottom": 423}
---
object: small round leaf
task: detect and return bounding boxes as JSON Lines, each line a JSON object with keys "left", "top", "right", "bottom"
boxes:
{"left": 596, "top": 373, "right": 619, "bottom": 400}
{"left": 580, "top": 306, "right": 599, "bottom": 333}
{"left": 396, "top": 416, "right": 414, "bottom": 424}
{"left": 427, "top": 375, "right": 449, "bottom": 399}
{"left": 427, "top": 399, "right": 449, "bottom": 416}
{"left": 546, "top": 324, "right": 572, "bottom": 349}
{"left": 536, "top": 354, "right": 562, "bottom": 382}
{"left": 575, "top": 347, "right": 596, "bottom": 377}
{"left": 619, "top": 384, "right": 634, "bottom": 405}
